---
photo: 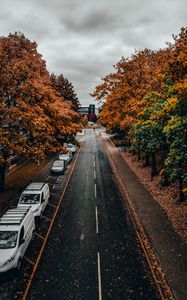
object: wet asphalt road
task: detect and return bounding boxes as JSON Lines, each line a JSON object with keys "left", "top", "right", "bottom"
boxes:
{"left": 28, "top": 129, "right": 160, "bottom": 300}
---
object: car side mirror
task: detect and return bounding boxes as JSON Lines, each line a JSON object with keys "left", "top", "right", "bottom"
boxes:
{"left": 41, "top": 197, "right": 45, "bottom": 203}
{"left": 19, "top": 238, "right": 25, "bottom": 246}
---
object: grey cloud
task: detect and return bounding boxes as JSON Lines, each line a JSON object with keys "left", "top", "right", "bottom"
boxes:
{"left": 0, "top": 0, "right": 186, "bottom": 106}
{"left": 61, "top": 10, "right": 118, "bottom": 34}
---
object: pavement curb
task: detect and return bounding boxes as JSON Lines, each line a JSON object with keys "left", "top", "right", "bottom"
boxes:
{"left": 100, "top": 134, "right": 175, "bottom": 300}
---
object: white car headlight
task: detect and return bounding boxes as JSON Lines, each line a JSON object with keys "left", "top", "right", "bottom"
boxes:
{"left": 3, "top": 254, "right": 15, "bottom": 266}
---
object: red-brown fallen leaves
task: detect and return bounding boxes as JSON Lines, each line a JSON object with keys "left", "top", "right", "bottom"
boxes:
{"left": 122, "top": 151, "right": 187, "bottom": 245}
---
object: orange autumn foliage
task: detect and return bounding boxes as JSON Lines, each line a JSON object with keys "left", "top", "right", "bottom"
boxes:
{"left": 0, "top": 32, "right": 82, "bottom": 164}
{"left": 92, "top": 47, "right": 173, "bottom": 133}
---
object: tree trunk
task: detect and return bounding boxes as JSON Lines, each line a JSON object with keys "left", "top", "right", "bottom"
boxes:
{"left": 161, "top": 173, "right": 169, "bottom": 187}
{"left": 179, "top": 176, "right": 185, "bottom": 202}
{"left": 128, "top": 139, "right": 131, "bottom": 147}
{"left": 145, "top": 153, "right": 150, "bottom": 166}
{"left": 0, "top": 163, "right": 6, "bottom": 192}
{"left": 138, "top": 150, "right": 141, "bottom": 161}
{"left": 151, "top": 152, "right": 158, "bottom": 180}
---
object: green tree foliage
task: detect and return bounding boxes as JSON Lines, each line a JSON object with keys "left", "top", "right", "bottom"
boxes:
{"left": 164, "top": 117, "right": 187, "bottom": 201}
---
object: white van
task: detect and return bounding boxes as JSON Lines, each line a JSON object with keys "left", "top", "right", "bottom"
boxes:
{"left": 0, "top": 207, "right": 35, "bottom": 272}
{"left": 18, "top": 182, "right": 50, "bottom": 217}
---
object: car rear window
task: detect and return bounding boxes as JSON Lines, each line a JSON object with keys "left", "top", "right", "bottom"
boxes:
{"left": 19, "top": 194, "right": 40, "bottom": 204}
{"left": 53, "top": 161, "right": 64, "bottom": 167}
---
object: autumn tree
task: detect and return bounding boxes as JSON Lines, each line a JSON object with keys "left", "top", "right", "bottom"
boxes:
{"left": 91, "top": 27, "right": 187, "bottom": 201}
{"left": 0, "top": 32, "right": 82, "bottom": 191}
{"left": 0, "top": 32, "right": 53, "bottom": 190}
{"left": 91, "top": 47, "right": 173, "bottom": 138}
{"left": 51, "top": 74, "right": 79, "bottom": 111}
{"left": 81, "top": 115, "right": 88, "bottom": 127}
{"left": 50, "top": 73, "right": 82, "bottom": 142}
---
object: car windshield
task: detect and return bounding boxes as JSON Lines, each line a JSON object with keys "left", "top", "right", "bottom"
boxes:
{"left": 53, "top": 161, "right": 64, "bottom": 167}
{"left": 68, "top": 144, "right": 74, "bottom": 148}
{"left": 0, "top": 231, "right": 18, "bottom": 249}
{"left": 19, "top": 193, "right": 40, "bottom": 204}
{"left": 59, "top": 152, "right": 68, "bottom": 158}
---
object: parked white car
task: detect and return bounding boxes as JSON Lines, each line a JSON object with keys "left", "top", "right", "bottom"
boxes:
{"left": 51, "top": 160, "right": 66, "bottom": 175}
{"left": 18, "top": 182, "right": 50, "bottom": 217}
{"left": 0, "top": 207, "right": 35, "bottom": 272}
{"left": 58, "top": 149, "right": 72, "bottom": 164}
{"left": 67, "top": 143, "right": 77, "bottom": 154}
{"left": 63, "top": 143, "right": 77, "bottom": 154}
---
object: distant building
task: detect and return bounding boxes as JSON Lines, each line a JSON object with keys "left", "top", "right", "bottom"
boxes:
{"left": 89, "top": 104, "right": 95, "bottom": 114}
{"left": 78, "top": 104, "right": 97, "bottom": 122}
{"left": 78, "top": 106, "right": 90, "bottom": 116}
{"left": 78, "top": 104, "right": 96, "bottom": 116}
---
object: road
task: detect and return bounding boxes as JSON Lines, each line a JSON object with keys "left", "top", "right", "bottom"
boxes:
{"left": 27, "top": 129, "right": 160, "bottom": 300}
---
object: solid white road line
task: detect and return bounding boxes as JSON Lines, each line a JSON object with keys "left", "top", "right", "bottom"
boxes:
{"left": 94, "top": 170, "right": 96, "bottom": 180}
{"left": 95, "top": 206, "right": 99, "bottom": 234}
{"left": 97, "top": 252, "right": 102, "bottom": 300}
{"left": 93, "top": 161, "right": 96, "bottom": 168}
{"left": 94, "top": 183, "right": 97, "bottom": 198}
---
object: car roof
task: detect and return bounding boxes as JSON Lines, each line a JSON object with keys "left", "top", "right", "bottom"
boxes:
{"left": 25, "top": 182, "right": 46, "bottom": 191}
{"left": 53, "top": 160, "right": 64, "bottom": 164}
{"left": 0, "top": 207, "right": 31, "bottom": 228}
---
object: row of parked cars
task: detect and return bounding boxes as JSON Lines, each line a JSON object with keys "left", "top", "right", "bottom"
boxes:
{"left": 51, "top": 143, "right": 77, "bottom": 174}
{"left": 0, "top": 143, "right": 77, "bottom": 273}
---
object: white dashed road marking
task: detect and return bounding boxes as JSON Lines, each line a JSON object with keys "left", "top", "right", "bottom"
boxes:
{"left": 95, "top": 206, "right": 99, "bottom": 234}
{"left": 94, "top": 183, "right": 97, "bottom": 198}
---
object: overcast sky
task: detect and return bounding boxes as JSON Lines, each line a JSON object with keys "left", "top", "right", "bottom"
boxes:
{"left": 0, "top": 0, "right": 186, "bottom": 106}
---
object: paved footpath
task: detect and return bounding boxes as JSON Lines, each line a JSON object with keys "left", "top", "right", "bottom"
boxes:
{"left": 101, "top": 132, "right": 187, "bottom": 300}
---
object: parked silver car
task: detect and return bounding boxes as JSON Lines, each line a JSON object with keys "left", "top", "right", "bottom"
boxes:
{"left": 51, "top": 160, "right": 65, "bottom": 174}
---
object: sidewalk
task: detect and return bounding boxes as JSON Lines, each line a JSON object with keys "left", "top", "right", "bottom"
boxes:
{"left": 101, "top": 132, "right": 187, "bottom": 300}
{"left": 0, "top": 155, "right": 54, "bottom": 216}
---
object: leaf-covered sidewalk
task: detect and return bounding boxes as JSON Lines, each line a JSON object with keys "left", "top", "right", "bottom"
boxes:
{"left": 0, "top": 156, "right": 53, "bottom": 215}
{"left": 122, "top": 151, "right": 187, "bottom": 245}
{"left": 102, "top": 132, "right": 187, "bottom": 300}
